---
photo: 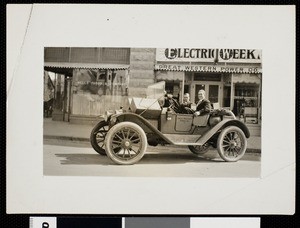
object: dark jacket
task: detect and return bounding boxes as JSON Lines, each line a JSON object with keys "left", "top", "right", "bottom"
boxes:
{"left": 179, "top": 102, "right": 192, "bottom": 114}
{"left": 196, "top": 99, "right": 211, "bottom": 115}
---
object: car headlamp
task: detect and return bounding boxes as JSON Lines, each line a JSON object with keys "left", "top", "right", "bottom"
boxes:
{"left": 104, "top": 110, "right": 114, "bottom": 122}
{"left": 111, "top": 115, "right": 117, "bottom": 124}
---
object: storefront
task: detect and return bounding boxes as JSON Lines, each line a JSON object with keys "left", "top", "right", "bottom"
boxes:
{"left": 44, "top": 47, "right": 130, "bottom": 124}
{"left": 71, "top": 67, "right": 129, "bottom": 122}
{"left": 44, "top": 47, "right": 262, "bottom": 125}
{"left": 154, "top": 48, "right": 262, "bottom": 124}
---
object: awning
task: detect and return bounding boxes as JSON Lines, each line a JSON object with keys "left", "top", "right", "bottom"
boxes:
{"left": 156, "top": 71, "right": 184, "bottom": 81}
{"left": 155, "top": 64, "right": 262, "bottom": 74}
{"left": 232, "top": 74, "right": 261, "bottom": 84}
{"left": 44, "top": 62, "right": 130, "bottom": 70}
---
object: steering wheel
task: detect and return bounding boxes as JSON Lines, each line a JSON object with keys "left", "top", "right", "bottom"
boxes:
{"left": 168, "top": 98, "right": 181, "bottom": 113}
{"left": 183, "top": 107, "right": 195, "bottom": 114}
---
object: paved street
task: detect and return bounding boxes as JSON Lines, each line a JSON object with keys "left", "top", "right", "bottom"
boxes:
{"left": 44, "top": 139, "right": 260, "bottom": 177}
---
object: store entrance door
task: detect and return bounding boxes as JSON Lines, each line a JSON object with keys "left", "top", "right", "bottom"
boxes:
{"left": 194, "top": 83, "right": 221, "bottom": 106}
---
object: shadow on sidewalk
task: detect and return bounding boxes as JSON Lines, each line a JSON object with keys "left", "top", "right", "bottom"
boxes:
{"left": 55, "top": 151, "right": 260, "bottom": 166}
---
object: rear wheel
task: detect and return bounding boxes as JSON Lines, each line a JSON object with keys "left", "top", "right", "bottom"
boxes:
{"left": 188, "top": 143, "right": 210, "bottom": 155}
{"left": 90, "top": 121, "right": 109, "bottom": 155}
{"left": 217, "top": 126, "right": 247, "bottom": 162}
{"left": 105, "top": 122, "right": 147, "bottom": 165}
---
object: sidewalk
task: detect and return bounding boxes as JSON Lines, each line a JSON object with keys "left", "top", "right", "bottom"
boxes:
{"left": 43, "top": 118, "right": 261, "bottom": 153}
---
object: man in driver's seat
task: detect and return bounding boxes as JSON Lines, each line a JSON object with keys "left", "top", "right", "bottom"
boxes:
{"left": 179, "top": 93, "right": 192, "bottom": 113}
{"left": 194, "top": 89, "right": 211, "bottom": 116}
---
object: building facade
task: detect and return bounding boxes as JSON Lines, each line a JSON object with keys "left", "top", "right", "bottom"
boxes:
{"left": 154, "top": 48, "right": 262, "bottom": 123}
{"left": 44, "top": 47, "right": 262, "bottom": 125}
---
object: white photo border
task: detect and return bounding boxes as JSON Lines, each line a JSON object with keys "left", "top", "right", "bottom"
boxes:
{"left": 7, "top": 4, "right": 295, "bottom": 214}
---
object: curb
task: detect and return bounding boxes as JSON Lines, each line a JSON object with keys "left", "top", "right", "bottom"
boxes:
{"left": 44, "top": 135, "right": 89, "bottom": 142}
{"left": 245, "top": 148, "right": 261, "bottom": 153}
{"left": 44, "top": 135, "right": 261, "bottom": 153}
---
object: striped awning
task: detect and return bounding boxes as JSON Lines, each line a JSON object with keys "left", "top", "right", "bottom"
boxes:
{"left": 156, "top": 71, "right": 184, "bottom": 81}
{"left": 232, "top": 74, "right": 261, "bottom": 84}
{"left": 44, "top": 62, "right": 129, "bottom": 70}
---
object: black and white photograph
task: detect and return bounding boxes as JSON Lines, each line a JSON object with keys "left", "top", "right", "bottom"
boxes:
{"left": 7, "top": 4, "right": 295, "bottom": 215}
{"left": 43, "top": 47, "right": 262, "bottom": 177}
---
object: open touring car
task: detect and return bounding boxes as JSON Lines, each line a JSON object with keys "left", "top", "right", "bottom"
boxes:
{"left": 90, "top": 82, "right": 250, "bottom": 165}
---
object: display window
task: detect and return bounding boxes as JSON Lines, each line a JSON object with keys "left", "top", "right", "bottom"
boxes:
{"left": 72, "top": 69, "right": 129, "bottom": 116}
{"left": 233, "top": 83, "right": 260, "bottom": 123}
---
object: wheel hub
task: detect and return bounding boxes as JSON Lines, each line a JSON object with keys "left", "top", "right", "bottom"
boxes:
{"left": 122, "top": 140, "right": 131, "bottom": 149}
{"left": 229, "top": 140, "right": 237, "bottom": 148}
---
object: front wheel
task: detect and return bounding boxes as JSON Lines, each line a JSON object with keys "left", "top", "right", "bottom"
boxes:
{"left": 188, "top": 143, "right": 210, "bottom": 155}
{"left": 90, "top": 121, "right": 109, "bottom": 155}
{"left": 105, "top": 122, "right": 147, "bottom": 165}
{"left": 217, "top": 126, "right": 247, "bottom": 162}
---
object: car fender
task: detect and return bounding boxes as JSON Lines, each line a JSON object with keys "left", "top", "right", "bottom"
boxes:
{"left": 112, "top": 112, "right": 173, "bottom": 144}
{"left": 196, "top": 119, "right": 250, "bottom": 145}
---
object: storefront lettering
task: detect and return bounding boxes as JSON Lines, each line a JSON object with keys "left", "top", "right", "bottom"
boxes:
{"left": 160, "top": 48, "right": 261, "bottom": 63}
{"left": 155, "top": 64, "right": 261, "bottom": 73}
{"left": 248, "top": 67, "right": 259, "bottom": 73}
{"left": 165, "top": 48, "right": 216, "bottom": 59}
{"left": 219, "top": 49, "right": 257, "bottom": 60}
{"left": 77, "top": 81, "right": 127, "bottom": 86}
{"left": 185, "top": 65, "right": 217, "bottom": 71}
{"left": 220, "top": 67, "right": 244, "bottom": 72}
{"left": 158, "top": 64, "right": 182, "bottom": 71}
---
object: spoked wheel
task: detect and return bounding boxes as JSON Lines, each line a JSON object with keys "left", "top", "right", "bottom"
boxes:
{"left": 105, "top": 122, "right": 147, "bottom": 165}
{"left": 188, "top": 143, "right": 210, "bottom": 155}
{"left": 90, "top": 121, "right": 109, "bottom": 155}
{"left": 217, "top": 126, "right": 247, "bottom": 162}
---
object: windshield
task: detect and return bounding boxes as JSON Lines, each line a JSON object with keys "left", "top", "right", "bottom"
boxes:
{"left": 146, "top": 81, "right": 165, "bottom": 104}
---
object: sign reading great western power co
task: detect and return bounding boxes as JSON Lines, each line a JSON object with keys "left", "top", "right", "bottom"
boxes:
{"left": 154, "top": 64, "right": 262, "bottom": 73}
{"left": 156, "top": 48, "right": 262, "bottom": 63}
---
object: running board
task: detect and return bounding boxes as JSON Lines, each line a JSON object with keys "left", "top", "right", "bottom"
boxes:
{"left": 163, "top": 134, "right": 204, "bottom": 146}
{"left": 173, "top": 142, "right": 205, "bottom": 146}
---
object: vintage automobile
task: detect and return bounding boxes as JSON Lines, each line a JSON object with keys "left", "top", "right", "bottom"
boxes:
{"left": 90, "top": 82, "right": 250, "bottom": 165}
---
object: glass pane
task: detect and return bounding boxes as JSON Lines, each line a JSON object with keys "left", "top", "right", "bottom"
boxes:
{"left": 72, "top": 69, "right": 129, "bottom": 116}
{"left": 223, "top": 86, "right": 231, "bottom": 107}
{"left": 209, "top": 85, "right": 219, "bottom": 103}
{"left": 53, "top": 74, "right": 65, "bottom": 111}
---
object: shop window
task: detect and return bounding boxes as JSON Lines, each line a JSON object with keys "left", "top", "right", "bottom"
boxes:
{"left": 72, "top": 69, "right": 129, "bottom": 116}
{"left": 208, "top": 85, "right": 219, "bottom": 103}
{"left": 53, "top": 74, "right": 65, "bottom": 111}
{"left": 166, "top": 82, "right": 180, "bottom": 99}
{"left": 233, "top": 83, "right": 259, "bottom": 121}
{"left": 223, "top": 86, "right": 231, "bottom": 107}
{"left": 184, "top": 85, "right": 190, "bottom": 94}
{"left": 234, "top": 83, "right": 259, "bottom": 107}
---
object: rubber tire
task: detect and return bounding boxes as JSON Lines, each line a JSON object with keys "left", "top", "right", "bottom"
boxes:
{"left": 105, "top": 122, "right": 147, "bottom": 165}
{"left": 217, "top": 126, "right": 247, "bottom": 162}
{"left": 90, "top": 121, "right": 109, "bottom": 156}
{"left": 188, "top": 144, "right": 210, "bottom": 155}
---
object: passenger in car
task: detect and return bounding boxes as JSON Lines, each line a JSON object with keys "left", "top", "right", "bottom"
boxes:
{"left": 194, "top": 89, "right": 211, "bottom": 116}
{"left": 179, "top": 93, "right": 192, "bottom": 113}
